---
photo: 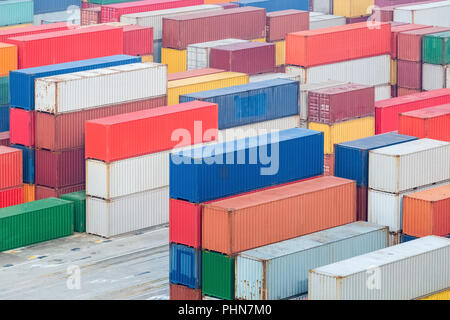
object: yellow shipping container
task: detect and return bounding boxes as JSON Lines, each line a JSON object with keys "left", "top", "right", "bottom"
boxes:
{"left": 140, "top": 54, "right": 153, "bottom": 63}
{"left": 162, "top": 47, "right": 187, "bottom": 73}
{"left": 0, "top": 23, "right": 33, "bottom": 30}
{"left": 390, "top": 59, "right": 397, "bottom": 86}
{"left": 23, "top": 184, "right": 35, "bottom": 203}
{"left": 333, "top": 0, "right": 374, "bottom": 18}
{"left": 251, "top": 38, "right": 266, "bottom": 43}
{"left": 418, "top": 289, "right": 450, "bottom": 300}
{"left": 274, "top": 40, "right": 286, "bottom": 66}
{"left": 309, "top": 117, "right": 375, "bottom": 154}
{"left": 0, "top": 43, "right": 17, "bottom": 77}
{"left": 168, "top": 72, "right": 249, "bottom": 105}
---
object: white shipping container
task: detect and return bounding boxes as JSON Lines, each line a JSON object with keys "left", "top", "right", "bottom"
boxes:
{"left": 308, "top": 236, "right": 450, "bottom": 300}
{"left": 368, "top": 180, "right": 450, "bottom": 233}
{"left": 249, "top": 72, "right": 300, "bottom": 83}
{"left": 186, "top": 38, "right": 249, "bottom": 70}
{"left": 368, "top": 138, "right": 450, "bottom": 193}
{"left": 422, "top": 63, "right": 449, "bottom": 91}
{"left": 375, "top": 84, "right": 391, "bottom": 101}
{"left": 286, "top": 55, "right": 390, "bottom": 86}
{"left": 394, "top": 1, "right": 450, "bottom": 27}
{"left": 309, "top": 14, "right": 346, "bottom": 30}
{"left": 120, "top": 4, "right": 223, "bottom": 40}
{"left": 35, "top": 63, "right": 167, "bottom": 114}
{"left": 34, "top": 10, "right": 81, "bottom": 25}
{"left": 310, "top": 0, "right": 333, "bottom": 14}
{"left": 86, "top": 186, "right": 169, "bottom": 238}
{"left": 309, "top": 12, "right": 326, "bottom": 17}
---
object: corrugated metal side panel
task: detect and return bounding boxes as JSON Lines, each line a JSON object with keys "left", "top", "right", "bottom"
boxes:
{"left": 23, "top": 184, "right": 34, "bottom": 203}
{"left": 60, "top": 191, "right": 86, "bottom": 233}
{"left": 0, "top": 186, "right": 24, "bottom": 209}
{"left": 33, "top": 0, "right": 81, "bottom": 15}
{"left": 375, "top": 84, "right": 391, "bottom": 101}
{"left": 202, "top": 250, "right": 235, "bottom": 299}
{"left": 394, "top": 3, "right": 450, "bottom": 27}
{"left": 422, "top": 64, "right": 447, "bottom": 91}
{"left": 35, "top": 184, "right": 85, "bottom": 201}
{"left": 10, "top": 144, "right": 35, "bottom": 184}
{"left": 0, "top": 1, "right": 33, "bottom": 27}
{"left": 9, "top": 108, "right": 34, "bottom": 147}
{"left": 169, "top": 243, "right": 201, "bottom": 289}
{"left": 161, "top": 48, "right": 187, "bottom": 73}
{"left": 0, "top": 146, "right": 22, "bottom": 189}
{"left": 309, "top": 15, "right": 346, "bottom": 30}
{"left": 86, "top": 186, "right": 169, "bottom": 238}
{"left": 170, "top": 283, "right": 202, "bottom": 300}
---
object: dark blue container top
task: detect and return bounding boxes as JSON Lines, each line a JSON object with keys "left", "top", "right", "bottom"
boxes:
{"left": 169, "top": 128, "right": 324, "bottom": 204}
{"left": 334, "top": 133, "right": 418, "bottom": 187}
{"left": 9, "top": 55, "right": 141, "bottom": 110}
{"left": 235, "top": 0, "right": 310, "bottom": 12}
{"left": 169, "top": 243, "right": 201, "bottom": 290}
{"left": 33, "top": 0, "right": 81, "bottom": 15}
{"left": 179, "top": 78, "right": 299, "bottom": 130}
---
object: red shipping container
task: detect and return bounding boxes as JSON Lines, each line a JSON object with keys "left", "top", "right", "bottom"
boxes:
{"left": 85, "top": 101, "right": 219, "bottom": 163}
{"left": 357, "top": 185, "right": 368, "bottom": 222}
{"left": 285, "top": 22, "right": 391, "bottom": 68}
{"left": 170, "top": 283, "right": 202, "bottom": 300}
{"left": 397, "top": 26, "right": 450, "bottom": 62}
{"left": 162, "top": 7, "right": 266, "bottom": 50}
{"left": 123, "top": 25, "right": 153, "bottom": 56}
{"left": 398, "top": 104, "right": 450, "bottom": 141}
{"left": 209, "top": 42, "right": 275, "bottom": 75}
{"left": 397, "top": 59, "right": 422, "bottom": 90}
{"left": 397, "top": 87, "right": 421, "bottom": 97}
{"left": 0, "top": 146, "right": 22, "bottom": 190}
{"left": 266, "top": 10, "right": 309, "bottom": 42}
{"left": 35, "top": 184, "right": 85, "bottom": 200}
{"left": 308, "top": 83, "right": 375, "bottom": 124}
{"left": 82, "top": 2, "right": 100, "bottom": 9}
{"left": 9, "top": 108, "right": 34, "bottom": 147}
{"left": 101, "top": 0, "right": 204, "bottom": 22}
{"left": 5, "top": 25, "right": 124, "bottom": 69}
{"left": 0, "top": 23, "right": 70, "bottom": 42}
{"left": 81, "top": 7, "right": 101, "bottom": 26}
{"left": 168, "top": 68, "right": 224, "bottom": 82}
{"left": 36, "top": 96, "right": 167, "bottom": 152}
{"left": 35, "top": 148, "right": 85, "bottom": 189}
{"left": 375, "top": 88, "right": 450, "bottom": 134}
{"left": 390, "top": 24, "right": 429, "bottom": 59}
{"left": 323, "top": 154, "right": 334, "bottom": 176}
{"left": 0, "top": 185, "right": 24, "bottom": 209}
{"left": 0, "top": 132, "right": 9, "bottom": 146}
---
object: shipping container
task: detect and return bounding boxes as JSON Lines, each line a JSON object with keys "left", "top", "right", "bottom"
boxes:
{"left": 169, "top": 243, "right": 201, "bottom": 289}
{"left": 249, "top": 72, "right": 299, "bottom": 83}
{"left": 9, "top": 108, "right": 34, "bottom": 147}
{"left": 23, "top": 183, "right": 34, "bottom": 203}
{"left": 266, "top": 10, "right": 309, "bottom": 42}
{"left": 345, "top": 15, "right": 370, "bottom": 24}
{"left": 0, "top": 0, "right": 33, "bottom": 27}
{"left": 60, "top": 191, "right": 86, "bottom": 233}
{"left": 398, "top": 104, "right": 450, "bottom": 141}
{"left": 0, "top": 23, "right": 33, "bottom": 30}
{"left": 0, "top": 22, "right": 71, "bottom": 42}
{"left": 33, "top": 9, "right": 81, "bottom": 25}
{"left": 0, "top": 132, "right": 9, "bottom": 146}
{"left": 85, "top": 101, "right": 218, "bottom": 163}
{"left": 375, "top": 84, "right": 391, "bottom": 101}
{"left": 0, "top": 43, "right": 17, "bottom": 77}
{"left": 35, "top": 63, "right": 166, "bottom": 114}
{"left": 375, "top": 89, "right": 450, "bottom": 134}
{"left": 35, "top": 184, "right": 84, "bottom": 201}
{"left": 5, "top": 25, "right": 124, "bottom": 69}
{"left": 86, "top": 186, "right": 169, "bottom": 238}
{"left": 10, "top": 144, "right": 35, "bottom": 184}
{"left": 308, "top": 117, "right": 375, "bottom": 154}
{"left": 236, "top": 222, "right": 388, "bottom": 300}
{"left": 286, "top": 22, "right": 391, "bottom": 67}
{"left": 422, "top": 64, "right": 449, "bottom": 91}
{"left": 202, "top": 176, "right": 356, "bottom": 255}
{"left": 286, "top": 55, "right": 390, "bottom": 86}
{"left": 36, "top": 96, "right": 166, "bottom": 151}
{"left": 33, "top": 0, "right": 81, "bottom": 14}
{"left": 202, "top": 250, "right": 234, "bottom": 300}
{"left": 161, "top": 48, "right": 187, "bottom": 73}
{"left": 397, "top": 27, "right": 449, "bottom": 62}
{"left": 397, "top": 87, "right": 421, "bottom": 97}
{"left": 179, "top": 79, "right": 298, "bottom": 129}
{"left": 120, "top": 5, "right": 224, "bottom": 41}
{"left": 369, "top": 138, "right": 450, "bottom": 193}
{"left": 389, "top": 24, "right": 429, "bottom": 59}
{"left": 187, "top": 39, "right": 249, "bottom": 70}
{"left": 0, "top": 185, "right": 23, "bottom": 209}
{"left": 0, "top": 146, "right": 22, "bottom": 190}
{"left": 274, "top": 40, "right": 285, "bottom": 66}
{"left": 422, "top": 31, "right": 450, "bottom": 65}
{"left": 81, "top": 7, "right": 101, "bottom": 25}
{"left": 170, "top": 283, "right": 202, "bottom": 300}
{"left": 418, "top": 289, "right": 450, "bottom": 300}
{"left": 170, "top": 128, "right": 324, "bottom": 204}
{"left": 323, "top": 154, "right": 334, "bottom": 176}
{"left": 390, "top": 59, "right": 397, "bottom": 85}
{"left": 333, "top": 0, "right": 373, "bottom": 18}
{"left": 162, "top": 7, "right": 266, "bottom": 50}
{"left": 168, "top": 71, "right": 249, "bottom": 105}
{"left": 309, "top": 236, "right": 450, "bottom": 300}
{"left": 394, "top": 2, "right": 450, "bottom": 27}
{"left": 236, "top": 0, "right": 309, "bottom": 12}
{"left": 101, "top": 0, "right": 204, "bottom": 22}
{"left": 309, "top": 14, "right": 346, "bottom": 30}
{"left": 168, "top": 69, "right": 224, "bottom": 82}
{"left": 0, "top": 77, "right": 8, "bottom": 106}
{"left": 153, "top": 39, "right": 162, "bottom": 63}
{"left": 0, "top": 198, "right": 73, "bottom": 252}
{"left": 9, "top": 54, "right": 141, "bottom": 110}
{"left": 140, "top": 54, "right": 153, "bottom": 63}
{"left": 120, "top": 25, "right": 153, "bottom": 56}
{"left": 397, "top": 60, "right": 422, "bottom": 90}
{"left": 0, "top": 105, "right": 9, "bottom": 132}
{"left": 356, "top": 185, "right": 369, "bottom": 221}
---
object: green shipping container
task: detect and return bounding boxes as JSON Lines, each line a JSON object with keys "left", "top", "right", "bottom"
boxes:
{"left": 202, "top": 250, "right": 235, "bottom": 300}
{"left": 0, "top": 198, "right": 74, "bottom": 252}
{"left": 0, "top": 0, "right": 33, "bottom": 27}
{"left": 423, "top": 31, "right": 450, "bottom": 65}
{"left": 60, "top": 191, "right": 86, "bottom": 233}
{"left": 0, "top": 77, "right": 9, "bottom": 106}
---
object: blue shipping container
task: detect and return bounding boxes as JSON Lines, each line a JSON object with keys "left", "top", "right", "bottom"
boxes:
{"left": 169, "top": 243, "right": 201, "bottom": 289}
{"left": 235, "top": 0, "right": 309, "bottom": 12}
{"left": 334, "top": 133, "right": 418, "bottom": 187}
{"left": 0, "top": 0, "right": 33, "bottom": 27}
{"left": 33, "top": 0, "right": 81, "bottom": 15}
{"left": 179, "top": 79, "right": 299, "bottom": 130}
{"left": 9, "top": 55, "right": 141, "bottom": 110}
{"left": 170, "top": 128, "right": 324, "bottom": 203}
{"left": 0, "top": 105, "right": 9, "bottom": 132}
{"left": 10, "top": 144, "right": 35, "bottom": 184}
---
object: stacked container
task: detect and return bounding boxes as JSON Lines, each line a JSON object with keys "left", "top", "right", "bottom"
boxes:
{"left": 393, "top": 1, "right": 450, "bottom": 27}
{"left": 0, "top": 0, "right": 33, "bottom": 27}
{"left": 0, "top": 146, "right": 23, "bottom": 208}
{"left": 309, "top": 14, "right": 346, "bottom": 30}
{"left": 422, "top": 31, "right": 450, "bottom": 91}
{"left": 81, "top": 7, "right": 102, "bottom": 25}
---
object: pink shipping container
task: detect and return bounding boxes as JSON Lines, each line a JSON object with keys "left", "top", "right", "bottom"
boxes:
{"left": 123, "top": 25, "right": 153, "bottom": 56}
{"left": 35, "top": 148, "right": 85, "bottom": 189}
{"left": 390, "top": 24, "right": 429, "bottom": 59}
{"left": 217, "top": 3, "right": 239, "bottom": 9}
{"left": 397, "top": 87, "right": 421, "bottom": 97}
{"left": 0, "top": 132, "right": 9, "bottom": 146}
{"left": 0, "top": 146, "right": 22, "bottom": 190}
{"left": 81, "top": 7, "right": 101, "bottom": 26}
{"left": 35, "top": 184, "right": 85, "bottom": 201}
{"left": 9, "top": 108, "right": 34, "bottom": 147}
{"left": 35, "top": 96, "right": 167, "bottom": 152}
{"left": 81, "top": 2, "right": 100, "bottom": 9}
{"left": 397, "top": 60, "right": 422, "bottom": 90}
{"left": 0, "top": 23, "right": 70, "bottom": 42}
{"left": 266, "top": 10, "right": 309, "bottom": 42}
{"left": 324, "top": 154, "right": 335, "bottom": 176}
{"left": 101, "top": 0, "right": 204, "bottom": 22}
{"left": 167, "top": 68, "right": 224, "bottom": 82}
{"left": 308, "top": 83, "right": 375, "bottom": 124}
{"left": 209, "top": 42, "right": 275, "bottom": 75}
{"left": 162, "top": 7, "right": 266, "bottom": 50}
{"left": 345, "top": 16, "right": 370, "bottom": 24}
{"left": 397, "top": 26, "right": 450, "bottom": 62}
{"left": 0, "top": 185, "right": 24, "bottom": 209}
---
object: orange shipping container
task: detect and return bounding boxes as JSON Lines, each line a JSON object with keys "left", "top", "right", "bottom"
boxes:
{"left": 0, "top": 43, "right": 17, "bottom": 76}
{"left": 202, "top": 176, "right": 356, "bottom": 255}
{"left": 403, "top": 184, "right": 450, "bottom": 237}
{"left": 285, "top": 22, "right": 391, "bottom": 67}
